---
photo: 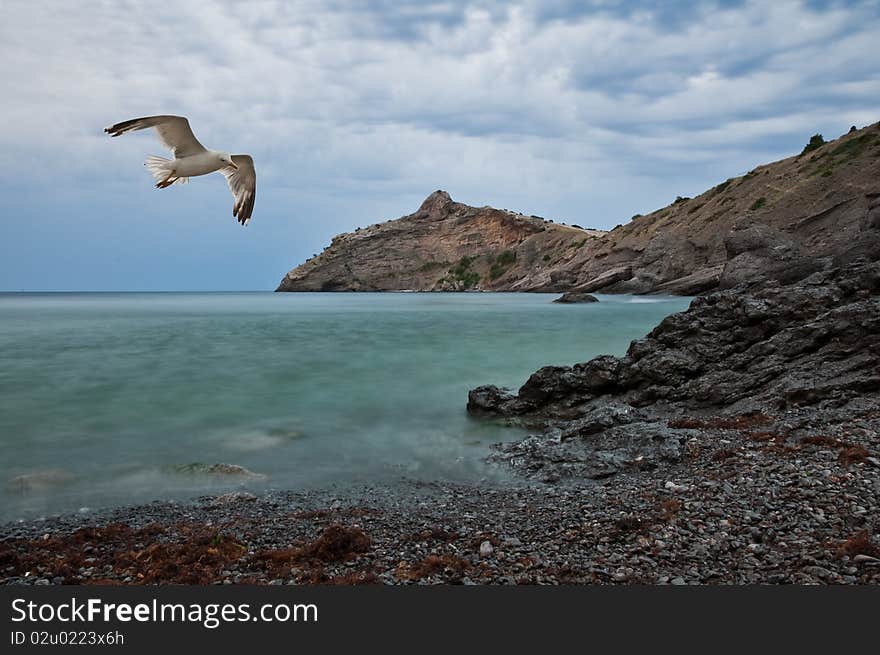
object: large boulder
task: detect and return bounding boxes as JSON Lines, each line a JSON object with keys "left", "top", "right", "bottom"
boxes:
{"left": 718, "top": 223, "right": 822, "bottom": 289}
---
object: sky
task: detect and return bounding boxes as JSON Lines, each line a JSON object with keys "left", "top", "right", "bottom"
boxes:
{"left": 0, "top": 0, "right": 878, "bottom": 291}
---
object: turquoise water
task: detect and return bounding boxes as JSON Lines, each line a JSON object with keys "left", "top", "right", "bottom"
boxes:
{"left": 0, "top": 292, "right": 691, "bottom": 520}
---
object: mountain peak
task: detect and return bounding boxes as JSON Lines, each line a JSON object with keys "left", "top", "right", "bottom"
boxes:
{"left": 417, "top": 189, "right": 453, "bottom": 216}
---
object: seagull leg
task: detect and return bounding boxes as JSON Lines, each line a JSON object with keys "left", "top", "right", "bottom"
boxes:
{"left": 156, "top": 174, "right": 177, "bottom": 189}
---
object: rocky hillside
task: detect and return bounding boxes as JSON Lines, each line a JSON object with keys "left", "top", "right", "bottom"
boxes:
{"left": 560, "top": 121, "right": 880, "bottom": 295}
{"left": 278, "top": 121, "right": 880, "bottom": 294}
{"left": 277, "top": 191, "right": 603, "bottom": 291}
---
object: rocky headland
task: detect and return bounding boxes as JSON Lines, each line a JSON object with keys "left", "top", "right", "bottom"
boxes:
{"left": 277, "top": 190, "right": 604, "bottom": 292}
{"left": 279, "top": 122, "right": 880, "bottom": 295}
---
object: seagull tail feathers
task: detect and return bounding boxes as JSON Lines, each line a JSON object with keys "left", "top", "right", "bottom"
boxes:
{"left": 144, "top": 155, "right": 188, "bottom": 186}
{"left": 144, "top": 155, "right": 172, "bottom": 182}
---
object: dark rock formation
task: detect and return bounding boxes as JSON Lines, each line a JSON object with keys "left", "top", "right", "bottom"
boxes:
{"left": 469, "top": 259, "right": 880, "bottom": 481}
{"left": 553, "top": 292, "right": 598, "bottom": 304}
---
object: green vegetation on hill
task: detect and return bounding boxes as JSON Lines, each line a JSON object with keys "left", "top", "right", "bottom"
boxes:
{"left": 439, "top": 255, "right": 480, "bottom": 288}
{"left": 489, "top": 250, "right": 517, "bottom": 279}
{"left": 808, "top": 131, "right": 880, "bottom": 178}
{"left": 801, "top": 133, "right": 826, "bottom": 155}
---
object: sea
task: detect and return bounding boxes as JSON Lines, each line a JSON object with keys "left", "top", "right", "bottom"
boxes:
{"left": 0, "top": 291, "right": 691, "bottom": 521}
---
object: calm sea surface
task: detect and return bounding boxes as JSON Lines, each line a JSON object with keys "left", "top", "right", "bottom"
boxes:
{"left": 0, "top": 292, "right": 691, "bottom": 520}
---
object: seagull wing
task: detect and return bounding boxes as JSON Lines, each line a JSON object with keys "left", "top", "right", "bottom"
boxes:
{"left": 221, "top": 155, "right": 257, "bottom": 225}
{"left": 104, "top": 115, "right": 207, "bottom": 158}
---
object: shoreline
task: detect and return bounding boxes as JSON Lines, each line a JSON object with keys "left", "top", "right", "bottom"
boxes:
{"left": 3, "top": 262, "right": 878, "bottom": 585}
{"left": 3, "top": 402, "right": 878, "bottom": 585}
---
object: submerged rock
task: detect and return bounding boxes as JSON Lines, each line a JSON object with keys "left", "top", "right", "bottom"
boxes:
{"left": 170, "top": 463, "right": 267, "bottom": 480}
{"left": 553, "top": 292, "right": 599, "bottom": 304}
{"left": 6, "top": 470, "right": 74, "bottom": 494}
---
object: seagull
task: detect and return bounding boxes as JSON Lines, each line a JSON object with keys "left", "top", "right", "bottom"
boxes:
{"left": 104, "top": 115, "right": 256, "bottom": 225}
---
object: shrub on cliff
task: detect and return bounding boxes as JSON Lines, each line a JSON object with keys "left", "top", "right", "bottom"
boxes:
{"left": 444, "top": 256, "right": 480, "bottom": 288}
{"left": 496, "top": 250, "right": 516, "bottom": 266}
{"left": 489, "top": 250, "right": 516, "bottom": 280}
{"left": 801, "top": 133, "right": 826, "bottom": 155}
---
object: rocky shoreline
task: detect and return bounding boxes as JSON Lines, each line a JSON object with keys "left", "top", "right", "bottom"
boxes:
{"left": 468, "top": 260, "right": 880, "bottom": 482}
{"left": 2, "top": 423, "right": 878, "bottom": 585}
{"left": 3, "top": 262, "right": 879, "bottom": 586}
{"left": 2, "top": 262, "right": 879, "bottom": 585}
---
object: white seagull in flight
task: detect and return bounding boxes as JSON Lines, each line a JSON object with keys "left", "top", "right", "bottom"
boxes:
{"left": 105, "top": 115, "right": 256, "bottom": 225}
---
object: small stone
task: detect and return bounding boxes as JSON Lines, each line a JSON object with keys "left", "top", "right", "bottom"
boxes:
{"left": 670, "top": 577, "right": 687, "bottom": 585}
{"left": 479, "top": 540, "right": 494, "bottom": 557}
{"left": 803, "top": 565, "right": 832, "bottom": 579}
{"left": 853, "top": 554, "right": 880, "bottom": 563}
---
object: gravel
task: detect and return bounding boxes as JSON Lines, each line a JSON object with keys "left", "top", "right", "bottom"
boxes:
{"left": 2, "top": 406, "right": 878, "bottom": 585}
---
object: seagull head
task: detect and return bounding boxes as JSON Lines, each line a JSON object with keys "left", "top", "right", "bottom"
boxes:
{"left": 219, "top": 152, "right": 238, "bottom": 169}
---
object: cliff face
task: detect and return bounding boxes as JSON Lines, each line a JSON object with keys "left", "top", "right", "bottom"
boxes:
{"left": 278, "top": 122, "right": 880, "bottom": 294}
{"left": 277, "top": 191, "right": 604, "bottom": 292}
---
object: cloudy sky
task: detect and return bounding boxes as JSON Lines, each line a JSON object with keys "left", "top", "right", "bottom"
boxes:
{"left": 1, "top": 0, "right": 877, "bottom": 290}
